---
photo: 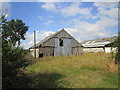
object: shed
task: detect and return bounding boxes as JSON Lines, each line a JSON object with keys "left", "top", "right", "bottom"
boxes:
{"left": 29, "top": 29, "right": 83, "bottom": 58}
{"left": 80, "top": 36, "right": 117, "bottom": 53}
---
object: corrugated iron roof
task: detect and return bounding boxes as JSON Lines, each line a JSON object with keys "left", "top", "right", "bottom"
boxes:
{"left": 80, "top": 36, "right": 117, "bottom": 44}
{"left": 82, "top": 41, "right": 111, "bottom": 47}
{"left": 80, "top": 36, "right": 117, "bottom": 47}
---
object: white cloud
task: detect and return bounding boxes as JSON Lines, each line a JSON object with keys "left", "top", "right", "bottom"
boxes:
{"left": 94, "top": 2, "right": 118, "bottom": 19}
{"left": 60, "top": 3, "right": 92, "bottom": 17}
{"left": 21, "top": 30, "right": 55, "bottom": 49}
{"left": 38, "top": 0, "right": 63, "bottom": 2}
{"left": 44, "top": 20, "right": 53, "bottom": 25}
{"left": 41, "top": 2, "right": 57, "bottom": 12}
{"left": 21, "top": 2, "right": 118, "bottom": 49}
{"left": 0, "top": 2, "right": 11, "bottom": 16}
{"left": 98, "top": 7, "right": 118, "bottom": 19}
{"left": 64, "top": 16, "right": 117, "bottom": 41}
{"left": 41, "top": 2, "right": 92, "bottom": 18}
{"left": 94, "top": 2, "right": 118, "bottom": 9}
{"left": 38, "top": 16, "right": 45, "bottom": 20}
{"left": 1, "top": 0, "right": 119, "bottom": 2}
{"left": 96, "top": 17, "right": 117, "bottom": 27}
{"left": 81, "top": 0, "right": 118, "bottom": 1}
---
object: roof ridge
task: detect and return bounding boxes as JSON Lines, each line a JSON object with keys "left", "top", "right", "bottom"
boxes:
{"left": 29, "top": 29, "right": 65, "bottom": 48}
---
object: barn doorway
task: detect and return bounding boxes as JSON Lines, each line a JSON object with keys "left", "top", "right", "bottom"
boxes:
{"left": 39, "top": 53, "right": 43, "bottom": 57}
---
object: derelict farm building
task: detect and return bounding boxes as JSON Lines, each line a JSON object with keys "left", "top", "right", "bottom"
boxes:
{"left": 80, "top": 36, "right": 117, "bottom": 53}
{"left": 29, "top": 29, "right": 83, "bottom": 58}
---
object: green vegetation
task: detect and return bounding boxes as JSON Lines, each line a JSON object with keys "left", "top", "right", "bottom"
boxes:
{"left": 14, "top": 53, "right": 118, "bottom": 88}
{"left": 115, "top": 33, "right": 120, "bottom": 64}
{"left": 1, "top": 15, "right": 29, "bottom": 88}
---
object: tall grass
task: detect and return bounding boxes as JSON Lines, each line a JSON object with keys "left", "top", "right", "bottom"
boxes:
{"left": 25, "top": 52, "right": 118, "bottom": 88}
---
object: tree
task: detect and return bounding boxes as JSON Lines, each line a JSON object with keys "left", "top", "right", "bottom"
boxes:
{"left": 115, "top": 33, "right": 120, "bottom": 64}
{"left": 1, "top": 15, "right": 29, "bottom": 79}
{"left": 110, "top": 32, "right": 120, "bottom": 64}
{"left": 2, "top": 17, "right": 28, "bottom": 46}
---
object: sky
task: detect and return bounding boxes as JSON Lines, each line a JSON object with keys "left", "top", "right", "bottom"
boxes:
{"left": 1, "top": 2, "right": 118, "bottom": 49}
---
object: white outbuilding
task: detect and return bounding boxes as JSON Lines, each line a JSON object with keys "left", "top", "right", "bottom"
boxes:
{"left": 80, "top": 36, "right": 117, "bottom": 53}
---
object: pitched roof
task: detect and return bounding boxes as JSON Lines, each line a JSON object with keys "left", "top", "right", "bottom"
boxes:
{"left": 80, "top": 36, "right": 117, "bottom": 47}
{"left": 30, "top": 29, "right": 81, "bottom": 49}
{"left": 30, "top": 29, "right": 64, "bottom": 49}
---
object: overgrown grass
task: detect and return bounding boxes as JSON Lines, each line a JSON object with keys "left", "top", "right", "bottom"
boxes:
{"left": 21, "top": 53, "right": 119, "bottom": 88}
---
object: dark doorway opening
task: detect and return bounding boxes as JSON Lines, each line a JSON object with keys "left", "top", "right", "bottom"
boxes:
{"left": 39, "top": 53, "right": 43, "bottom": 57}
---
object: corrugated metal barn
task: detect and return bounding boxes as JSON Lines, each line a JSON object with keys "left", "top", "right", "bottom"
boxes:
{"left": 29, "top": 29, "right": 83, "bottom": 58}
{"left": 80, "top": 36, "right": 117, "bottom": 53}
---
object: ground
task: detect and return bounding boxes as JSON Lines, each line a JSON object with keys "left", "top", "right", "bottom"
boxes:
{"left": 20, "top": 52, "right": 118, "bottom": 88}
{"left": 6, "top": 53, "right": 118, "bottom": 88}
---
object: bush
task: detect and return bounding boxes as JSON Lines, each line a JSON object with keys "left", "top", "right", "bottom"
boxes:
{"left": 115, "top": 33, "right": 120, "bottom": 64}
{"left": 2, "top": 43, "right": 28, "bottom": 78}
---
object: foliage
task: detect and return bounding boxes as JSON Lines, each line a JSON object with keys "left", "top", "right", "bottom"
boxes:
{"left": 109, "top": 33, "right": 120, "bottom": 64}
{"left": 115, "top": 33, "right": 120, "bottom": 64}
{"left": 1, "top": 15, "right": 28, "bottom": 46}
{"left": 2, "top": 44, "right": 27, "bottom": 77}
{"left": 111, "top": 33, "right": 120, "bottom": 64}
{"left": 1, "top": 14, "right": 29, "bottom": 84}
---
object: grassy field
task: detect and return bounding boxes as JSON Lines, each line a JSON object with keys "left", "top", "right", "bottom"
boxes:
{"left": 21, "top": 53, "right": 118, "bottom": 88}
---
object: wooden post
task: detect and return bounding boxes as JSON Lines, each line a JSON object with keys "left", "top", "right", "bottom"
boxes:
{"left": 34, "top": 31, "right": 36, "bottom": 58}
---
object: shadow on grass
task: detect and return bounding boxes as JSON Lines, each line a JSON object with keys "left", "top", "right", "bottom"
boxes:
{"left": 3, "top": 72, "right": 65, "bottom": 88}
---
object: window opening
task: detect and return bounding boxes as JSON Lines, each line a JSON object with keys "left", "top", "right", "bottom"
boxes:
{"left": 59, "top": 38, "right": 63, "bottom": 46}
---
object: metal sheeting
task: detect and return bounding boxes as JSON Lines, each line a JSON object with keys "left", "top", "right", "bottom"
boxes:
{"left": 54, "top": 38, "right": 72, "bottom": 56}
{"left": 29, "top": 29, "right": 83, "bottom": 58}
{"left": 82, "top": 41, "right": 111, "bottom": 47}
{"left": 54, "top": 38, "right": 59, "bottom": 56}
{"left": 63, "top": 38, "right": 72, "bottom": 56}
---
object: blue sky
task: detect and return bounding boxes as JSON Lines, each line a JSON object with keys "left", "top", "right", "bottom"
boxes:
{"left": 1, "top": 2, "right": 118, "bottom": 49}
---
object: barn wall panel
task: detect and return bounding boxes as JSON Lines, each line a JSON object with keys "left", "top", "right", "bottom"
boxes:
{"left": 72, "top": 47, "right": 83, "bottom": 55}
{"left": 43, "top": 38, "right": 55, "bottom": 47}
{"left": 83, "top": 48, "right": 104, "bottom": 52}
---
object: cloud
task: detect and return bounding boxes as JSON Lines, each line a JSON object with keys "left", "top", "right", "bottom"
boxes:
{"left": 64, "top": 15, "right": 117, "bottom": 41}
{"left": 41, "top": 2, "right": 57, "bottom": 12}
{"left": 44, "top": 20, "right": 53, "bottom": 25}
{"left": 94, "top": 2, "right": 118, "bottom": 19}
{"left": 94, "top": 2, "right": 118, "bottom": 9}
{"left": 60, "top": 3, "right": 92, "bottom": 17}
{"left": 81, "top": 0, "right": 119, "bottom": 2}
{"left": 0, "top": 2, "right": 11, "bottom": 17}
{"left": 1, "top": 0, "right": 119, "bottom": 2}
{"left": 21, "top": 15, "right": 117, "bottom": 49}
{"left": 38, "top": 16, "right": 53, "bottom": 25}
{"left": 41, "top": 2, "right": 92, "bottom": 17}
{"left": 38, "top": 16, "right": 45, "bottom": 20}
{"left": 38, "top": 0, "right": 63, "bottom": 2}
{"left": 21, "top": 2, "right": 118, "bottom": 49}
{"left": 20, "top": 30, "right": 55, "bottom": 49}
{"left": 98, "top": 7, "right": 118, "bottom": 19}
